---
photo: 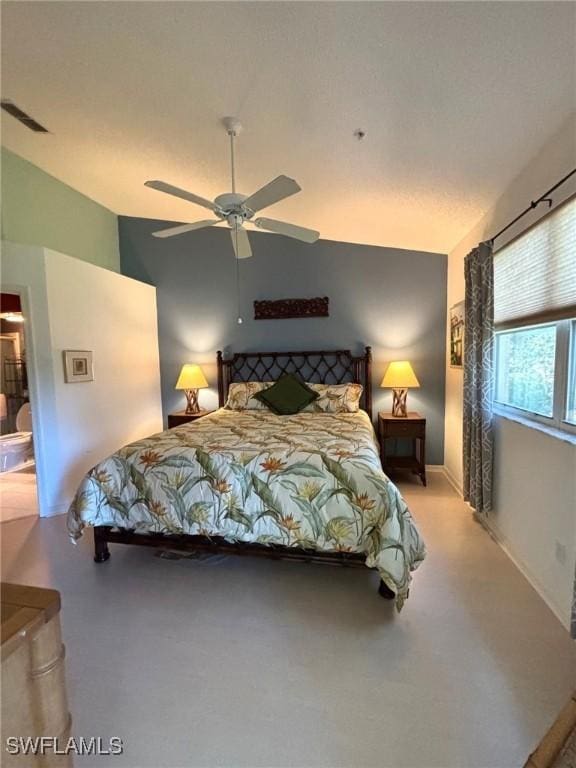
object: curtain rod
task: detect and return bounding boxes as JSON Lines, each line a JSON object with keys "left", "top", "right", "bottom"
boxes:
{"left": 489, "top": 167, "right": 576, "bottom": 245}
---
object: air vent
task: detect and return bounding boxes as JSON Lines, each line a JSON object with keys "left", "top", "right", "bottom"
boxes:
{"left": 1, "top": 100, "right": 49, "bottom": 133}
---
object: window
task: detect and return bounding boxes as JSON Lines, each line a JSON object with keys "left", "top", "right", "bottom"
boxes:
{"left": 494, "top": 197, "right": 576, "bottom": 436}
{"left": 495, "top": 324, "right": 556, "bottom": 417}
{"left": 495, "top": 320, "right": 574, "bottom": 432}
{"left": 567, "top": 320, "right": 576, "bottom": 425}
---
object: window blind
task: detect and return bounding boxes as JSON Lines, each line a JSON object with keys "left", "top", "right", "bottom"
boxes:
{"left": 494, "top": 196, "right": 576, "bottom": 328}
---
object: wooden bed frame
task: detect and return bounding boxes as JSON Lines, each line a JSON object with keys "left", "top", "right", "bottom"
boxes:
{"left": 93, "top": 346, "right": 393, "bottom": 598}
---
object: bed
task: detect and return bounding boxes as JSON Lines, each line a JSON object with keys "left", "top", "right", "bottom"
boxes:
{"left": 67, "top": 347, "right": 425, "bottom": 608}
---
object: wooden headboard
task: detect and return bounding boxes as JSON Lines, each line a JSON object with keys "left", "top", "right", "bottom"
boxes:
{"left": 217, "top": 347, "right": 372, "bottom": 419}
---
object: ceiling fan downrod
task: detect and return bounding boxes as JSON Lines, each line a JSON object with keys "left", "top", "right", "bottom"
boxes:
{"left": 222, "top": 116, "right": 242, "bottom": 195}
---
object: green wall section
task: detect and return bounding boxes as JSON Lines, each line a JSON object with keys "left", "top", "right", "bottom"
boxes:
{"left": 1, "top": 147, "right": 120, "bottom": 272}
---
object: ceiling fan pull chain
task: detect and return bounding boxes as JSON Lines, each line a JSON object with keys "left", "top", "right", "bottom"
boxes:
{"left": 234, "top": 226, "right": 243, "bottom": 324}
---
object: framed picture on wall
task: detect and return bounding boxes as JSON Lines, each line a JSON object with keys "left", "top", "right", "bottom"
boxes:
{"left": 450, "top": 302, "right": 465, "bottom": 368}
{"left": 63, "top": 350, "right": 94, "bottom": 382}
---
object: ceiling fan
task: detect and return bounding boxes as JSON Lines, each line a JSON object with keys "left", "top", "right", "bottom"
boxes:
{"left": 144, "top": 117, "right": 320, "bottom": 259}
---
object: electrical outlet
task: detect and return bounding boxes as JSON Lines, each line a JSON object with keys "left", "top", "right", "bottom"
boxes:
{"left": 555, "top": 541, "right": 567, "bottom": 565}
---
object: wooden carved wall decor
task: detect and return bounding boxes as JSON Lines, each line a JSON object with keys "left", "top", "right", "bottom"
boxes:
{"left": 254, "top": 297, "right": 329, "bottom": 320}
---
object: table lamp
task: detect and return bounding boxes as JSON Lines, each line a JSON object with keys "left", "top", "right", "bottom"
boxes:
{"left": 176, "top": 364, "right": 208, "bottom": 414}
{"left": 381, "top": 361, "right": 420, "bottom": 418}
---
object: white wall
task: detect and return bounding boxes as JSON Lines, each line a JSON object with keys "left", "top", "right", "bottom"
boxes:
{"left": 1, "top": 243, "right": 163, "bottom": 516}
{"left": 492, "top": 420, "right": 576, "bottom": 624}
{"left": 444, "top": 114, "right": 576, "bottom": 628}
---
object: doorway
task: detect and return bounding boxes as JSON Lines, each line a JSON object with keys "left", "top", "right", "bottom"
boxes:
{"left": 0, "top": 292, "right": 39, "bottom": 522}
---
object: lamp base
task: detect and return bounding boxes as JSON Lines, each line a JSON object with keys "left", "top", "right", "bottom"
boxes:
{"left": 391, "top": 388, "right": 408, "bottom": 418}
{"left": 184, "top": 388, "right": 200, "bottom": 415}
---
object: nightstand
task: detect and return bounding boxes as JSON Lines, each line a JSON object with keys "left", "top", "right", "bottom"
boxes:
{"left": 378, "top": 412, "right": 426, "bottom": 486}
{"left": 167, "top": 410, "right": 212, "bottom": 428}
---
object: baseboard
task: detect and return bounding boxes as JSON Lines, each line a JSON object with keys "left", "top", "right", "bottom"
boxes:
{"left": 441, "top": 465, "right": 463, "bottom": 496}
{"left": 425, "top": 464, "right": 444, "bottom": 473}
{"left": 476, "top": 513, "right": 570, "bottom": 632}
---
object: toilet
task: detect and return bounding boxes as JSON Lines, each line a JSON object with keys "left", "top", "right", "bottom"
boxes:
{"left": 0, "top": 403, "right": 34, "bottom": 473}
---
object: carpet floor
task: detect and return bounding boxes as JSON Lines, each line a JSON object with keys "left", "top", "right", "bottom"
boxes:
{"left": 1, "top": 473, "right": 575, "bottom": 768}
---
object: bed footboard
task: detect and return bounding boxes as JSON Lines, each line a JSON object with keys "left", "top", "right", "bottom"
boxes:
{"left": 93, "top": 526, "right": 368, "bottom": 567}
{"left": 93, "top": 526, "right": 111, "bottom": 563}
{"left": 378, "top": 580, "right": 395, "bottom": 600}
{"left": 91, "top": 527, "right": 394, "bottom": 600}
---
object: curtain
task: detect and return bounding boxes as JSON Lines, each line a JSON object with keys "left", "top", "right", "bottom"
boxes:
{"left": 463, "top": 241, "right": 494, "bottom": 514}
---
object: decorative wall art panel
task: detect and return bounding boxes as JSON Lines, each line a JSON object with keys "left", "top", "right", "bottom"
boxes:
{"left": 254, "top": 297, "right": 329, "bottom": 320}
{"left": 450, "top": 301, "right": 465, "bottom": 368}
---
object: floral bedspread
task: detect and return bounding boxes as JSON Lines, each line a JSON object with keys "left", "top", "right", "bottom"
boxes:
{"left": 68, "top": 409, "right": 425, "bottom": 607}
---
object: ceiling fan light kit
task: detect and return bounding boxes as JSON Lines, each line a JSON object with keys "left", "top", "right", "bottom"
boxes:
{"left": 145, "top": 117, "right": 320, "bottom": 259}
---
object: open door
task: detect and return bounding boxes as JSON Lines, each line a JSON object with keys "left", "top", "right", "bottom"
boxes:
{"left": 0, "top": 292, "right": 39, "bottom": 522}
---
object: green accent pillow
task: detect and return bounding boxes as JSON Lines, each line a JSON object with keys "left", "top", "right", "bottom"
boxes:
{"left": 254, "top": 373, "right": 319, "bottom": 415}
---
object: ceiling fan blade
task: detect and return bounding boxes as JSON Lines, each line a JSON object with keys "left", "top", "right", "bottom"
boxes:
{"left": 243, "top": 175, "right": 301, "bottom": 214}
{"left": 230, "top": 226, "right": 252, "bottom": 259}
{"left": 145, "top": 180, "right": 218, "bottom": 212}
{"left": 152, "top": 220, "right": 220, "bottom": 238}
{"left": 254, "top": 217, "right": 320, "bottom": 244}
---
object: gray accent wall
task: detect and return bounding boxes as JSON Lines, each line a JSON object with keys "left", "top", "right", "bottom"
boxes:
{"left": 119, "top": 218, "right": 447, "bottom": 464}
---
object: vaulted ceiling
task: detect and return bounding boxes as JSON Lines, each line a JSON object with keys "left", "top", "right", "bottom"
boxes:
{"left": 2, "top": 1, "right": 575, "bottom": 253}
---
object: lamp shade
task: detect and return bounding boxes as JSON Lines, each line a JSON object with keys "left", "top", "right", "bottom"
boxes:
{"left": 381, "top": 361, "right": 420, "bottom": 389}
{"left": 175, "top": 364, "right": 208, "bottom": 390}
